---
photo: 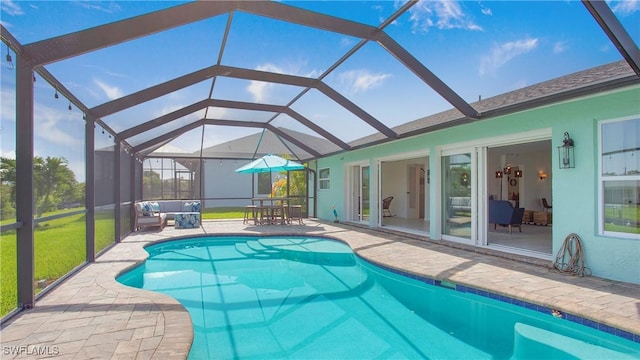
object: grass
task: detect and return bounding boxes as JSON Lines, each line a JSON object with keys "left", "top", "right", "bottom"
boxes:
{"left": 202, "top": 207, "right": 245, "bottom": 220}
{"left": 604, "top": 205, "right": 640, "bottom": 234}
{"left": 1, "top": 212, "right": 115, "bottom": 317}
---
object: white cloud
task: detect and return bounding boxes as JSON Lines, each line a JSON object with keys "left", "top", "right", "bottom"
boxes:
{"left": 479, "top": 38, "right": 539, "bottom": 76}
{"left": 0, "top": 89, "right": 80, "bottom": 163}
{"left": 339, "top": 70, "right": 392, "bottom": 94}
{"left": 34, "top": 105, "right": 81, "bottom": 147}
{"left": 153, "top": 104, "right": 208, "bottom": 126}
{"left": 1, "top": 150, "right": 16, "bottom": 159}
{"left": 83, "top": 64, "right": 127, "bottom": 78}
{"left": 1, "top": 89, "right": 16, "bottom": 122}
{"left": 206, "top": 106, "right": 227, "bottom": 119}
{"left": 408, "top": 0, "right": 483, "bottom": 32}
{"left": 1, "top": 0, "right": 23, "bottom": 16}
{"left": 247, "top": 63, "right": 285, "bottom": 103}
{"left": 609, "top": 0, "right": 639, "bottom": 15}
{"left": 94, "top": 78, "right": 123, "bottom": 100}
{"left": 480, "top": 5, "right": 492, "bottom": 16}
{"left": 247, "top": 80, "right": 271, "bottom": 103}
{"left": 246, "top": 62, "right": 322, "bottom": 102}
{"left": 553, "top": 41, "right": 568, "bottom": 54}
{"left": 68, "top": 160, "right": 85, "bottom": 183}
{"left": 75, "top": 1, "right": 122, "bottom": 14}
{"left": 155, "top": 104, "right": 183, "bottom": 118}
{"left": 340, "top": 37, "right": 355, "bottom": 48}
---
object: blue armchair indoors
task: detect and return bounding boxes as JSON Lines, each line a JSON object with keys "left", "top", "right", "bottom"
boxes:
{"left": 489, "top": 200, "right": 525, "bottom": 234}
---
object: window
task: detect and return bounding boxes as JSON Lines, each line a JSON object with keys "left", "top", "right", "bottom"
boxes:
{"left": 319, "top": 168, "right": 330, "bottom": 190}
{"left": 258, "top": 172, "right": 272, "bottom": 195}
{"left": 600, "top": 116, "right": 640, "bottom": 237}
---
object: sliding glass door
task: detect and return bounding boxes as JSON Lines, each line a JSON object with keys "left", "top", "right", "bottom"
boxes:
{"left": 442, "top": 153, "right": 473, "bottom": 240}
{"left": 350, "top": 164, "right": 370, "bottom": 223}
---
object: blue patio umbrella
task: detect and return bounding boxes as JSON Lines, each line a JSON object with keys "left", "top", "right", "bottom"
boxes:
{"left": 235, "top": 154, "right": 305, "bottom": 174}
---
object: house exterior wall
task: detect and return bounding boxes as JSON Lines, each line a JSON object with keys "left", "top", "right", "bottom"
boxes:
{"left": 203, "top": 159, "right": 253, "bottom": 207}
{"left": 316, "top": 85, "right": 640, "bottom": 284}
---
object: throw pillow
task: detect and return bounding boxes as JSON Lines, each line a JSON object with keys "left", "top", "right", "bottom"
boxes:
{"left": 184, "top": 201, "right": 201, "bottom": 212}
{"left": 141, "top": 201, "right": 153, "bottom": 216}
{"left": 149, "top": 201, "right": 160, "bottom": 213}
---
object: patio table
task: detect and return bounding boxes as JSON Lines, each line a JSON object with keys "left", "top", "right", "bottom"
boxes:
{"left": 252, "top": 198, "right": 290, "bottom": 224}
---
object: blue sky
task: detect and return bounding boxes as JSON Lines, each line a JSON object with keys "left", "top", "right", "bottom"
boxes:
{"left": 1, "top": 0, "right": 639, "bottom": 182}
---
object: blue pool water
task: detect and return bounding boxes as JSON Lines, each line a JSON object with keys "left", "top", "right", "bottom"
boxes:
{"left": 117, "top": 236, "right": 640, "bottom": 359}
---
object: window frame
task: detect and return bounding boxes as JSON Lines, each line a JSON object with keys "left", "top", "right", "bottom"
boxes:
{"left": 598, "top": 115, "right": 640, "bottom": 239}
{"left": 318, "top": 167, "right": 330, "bottom": 190}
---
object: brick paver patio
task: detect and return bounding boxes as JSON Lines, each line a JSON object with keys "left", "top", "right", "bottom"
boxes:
{"left": 1, "top": 219, "right": 638, "bottom": 359}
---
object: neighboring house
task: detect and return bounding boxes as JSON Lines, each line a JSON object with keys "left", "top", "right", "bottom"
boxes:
{"left": 313, "top": 60, "right": 640, "bottom": 285}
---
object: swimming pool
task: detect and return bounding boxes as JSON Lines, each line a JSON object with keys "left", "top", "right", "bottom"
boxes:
{"left": 117, "top": 236, "right": 640, "bottom": 359}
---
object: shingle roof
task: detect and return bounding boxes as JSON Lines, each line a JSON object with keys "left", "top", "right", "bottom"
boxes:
{"left": 198, "top": 127, "right": 339, "bottom": 160}
{"left": 350, "top": 60, "right": 638, "bottom": 148}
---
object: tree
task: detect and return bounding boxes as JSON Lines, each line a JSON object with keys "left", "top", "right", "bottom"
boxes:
{"left": 0, "top": 157, "right": 17, "bottom": 219}
{"left": 142, "top": 170, "right": 162, "bottom": 199}
{"left": 1, "top": 156, "right": 84, "bottom": 219}
{"left": 271, "top": 169, "right": 307, "bottom": 206}
{"left": 33, "top": 157, "right": 78, "bottom": 216}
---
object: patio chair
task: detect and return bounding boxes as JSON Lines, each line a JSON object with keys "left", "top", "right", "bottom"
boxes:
{"left": 288, "top": 205, "right": 304, "bottom": 225}
{"left": 382, "top": 196, "right": 394, "bottom": 217}
{"left": 489, "top": 200, "right": 524, "bottom": 234}
{"left": 134, "top": 201, "right": 167, "bottom": 231}
{"left": 541, "top": 198, "right": 552, "bottom": 212}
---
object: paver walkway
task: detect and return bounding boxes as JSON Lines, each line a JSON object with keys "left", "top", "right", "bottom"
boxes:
{"left": 1, "top": 219, "right": 639, "bottom": 359}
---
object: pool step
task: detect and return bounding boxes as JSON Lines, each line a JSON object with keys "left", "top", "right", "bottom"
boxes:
{"left": 256, "top": 238, "right": 355, "bottom": 266}
{"left": 513, "top": 323, "right": 629, "bottom": 359}
{"left": 246, "top": 240, "right": 280, "bottom": 255}
{"left": 235, "top": 243, "right": 272, "bottom": 259}
{"left": 236, "top": 238, "right": 356, "bottom": 266}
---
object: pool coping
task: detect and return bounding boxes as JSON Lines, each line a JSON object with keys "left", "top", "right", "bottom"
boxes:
{"left": 1, "top": 219, "right": 638, "bottom": 359}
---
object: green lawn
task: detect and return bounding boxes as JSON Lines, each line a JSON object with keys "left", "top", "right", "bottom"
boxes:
{"left": 1, "top": 212, "right": 114, "bottom": 317}
{"left": 604, "top": 205, "right": 640, "bottom": 234}
{"left": 202, "top": 207, "right": 245, "bottom": 219}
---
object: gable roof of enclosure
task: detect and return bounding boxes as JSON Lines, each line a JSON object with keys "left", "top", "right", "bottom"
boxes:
{"left": 1, "top": 1, "right": 639, "bottom": 162}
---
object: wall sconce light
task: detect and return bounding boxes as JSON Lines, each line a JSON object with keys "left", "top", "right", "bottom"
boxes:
{"left": 504, "top": 166, "right": 511, "bottom": 175}
{"left": 539, "top": 172, "right": 547, "bottom": 180}
{"left": 558, "top": 131, "right": 575, "bottom": 169}
{"left": 514, "top": 170, "right": 523, "bottom": 178}
{"left": 495, "top": 170, "right": 503, "bottom": 178}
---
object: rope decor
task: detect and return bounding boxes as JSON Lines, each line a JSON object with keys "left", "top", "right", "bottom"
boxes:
{"left": 552, "top": 233, "right": 591, "bottom": 277}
